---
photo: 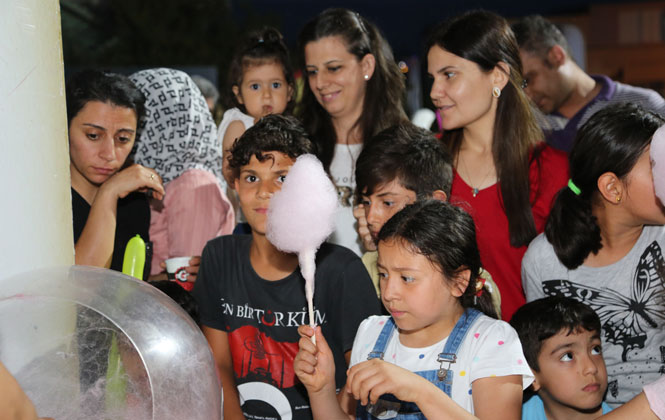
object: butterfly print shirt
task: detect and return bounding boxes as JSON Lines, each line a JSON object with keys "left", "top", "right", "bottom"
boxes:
{"left": 522, "top": 225, "right": 665, "bottom": 407}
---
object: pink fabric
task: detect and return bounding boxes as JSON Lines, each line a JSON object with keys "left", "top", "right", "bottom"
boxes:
{"left": 150, "top": 169, "right": 235, "bottom": 275}
{"left": 644, "top": 375, "right": 665, "bottom": 419}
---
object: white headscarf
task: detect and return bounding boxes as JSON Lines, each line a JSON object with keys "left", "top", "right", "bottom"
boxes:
{"left": 129, "top": 68, "right": 224, "bottom": 187}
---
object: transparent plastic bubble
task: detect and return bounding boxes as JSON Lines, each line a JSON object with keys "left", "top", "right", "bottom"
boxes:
{"left": 0, "top": 266, "right": 220, "bottom": 420}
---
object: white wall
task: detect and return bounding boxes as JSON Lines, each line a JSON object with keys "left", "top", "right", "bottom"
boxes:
{"left": 0, "top": 0, "right": 73, "bottom": 277}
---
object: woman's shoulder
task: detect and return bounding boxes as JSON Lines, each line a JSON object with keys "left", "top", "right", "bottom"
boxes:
{"left": 529, "top": 143, "right": 569, "bottom": 207}
{"left": 532, "top": 143, "right": 568, "bottom": 169}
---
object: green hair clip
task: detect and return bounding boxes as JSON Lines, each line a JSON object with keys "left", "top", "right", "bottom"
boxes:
{"left": 568, "top": 179, "right": 581, "bottom": 196}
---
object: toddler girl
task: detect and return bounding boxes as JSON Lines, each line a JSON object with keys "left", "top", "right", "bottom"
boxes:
{"left": 295, "top": 200, "right": 533, "bottom": 419}
{"left": 218, "top": 26, "right": 294, "bottom": 186}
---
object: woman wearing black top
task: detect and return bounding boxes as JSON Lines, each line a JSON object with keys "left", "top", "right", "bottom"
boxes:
{"left": 67, "top": 70, "right": 164, "bottom": 275}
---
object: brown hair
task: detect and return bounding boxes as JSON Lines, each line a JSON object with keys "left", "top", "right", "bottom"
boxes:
{"left": 225, "top": 27, "right": 295, "bottom": 114}
{"left": 427, "top": 10, "right": 544, "bottom": 246}
{"left": 297, "top": 8, "right": 407, "bottom": 171}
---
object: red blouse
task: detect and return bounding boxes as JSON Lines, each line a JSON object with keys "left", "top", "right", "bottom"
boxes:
{"left": 450, "top": 145, "right": 568, "bottom": 320}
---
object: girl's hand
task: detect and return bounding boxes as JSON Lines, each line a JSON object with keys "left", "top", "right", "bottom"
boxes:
{"left": 353, "top": 204, "right": 376, "bottom": 252}
{"left": 100, "top": 164, "right": 165, "bottom": 201}
{"left": 346, "top": 359, "right": 430, "bottom": 406}
{"left": 294, "top": 325, "right": 336, "bottom": 395}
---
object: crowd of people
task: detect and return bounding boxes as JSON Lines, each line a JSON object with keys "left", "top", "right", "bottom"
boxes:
{"left": 59, "top": 7, "right": 665, "bottom": 420}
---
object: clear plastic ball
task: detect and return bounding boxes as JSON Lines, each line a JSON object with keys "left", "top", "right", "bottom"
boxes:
{"left": 0, "top": 266, "right": 220, "bottom": 419}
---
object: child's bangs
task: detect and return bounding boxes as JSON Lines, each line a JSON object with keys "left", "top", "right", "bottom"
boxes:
{"left": 387, "top": 235, "right": 449, "bottom": 277}
{"left": 358, "top": 170, "right": 398, "bottom": 199}
{"left": 241, "top": 56, "right": 285, "bottom": 75}
{"left": 253, "top": 150, "right": 278, "bottom": 166}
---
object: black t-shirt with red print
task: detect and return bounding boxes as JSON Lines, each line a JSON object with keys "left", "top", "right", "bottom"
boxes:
{"left": 193, "top": 234, "right": 381, "bottom": 420}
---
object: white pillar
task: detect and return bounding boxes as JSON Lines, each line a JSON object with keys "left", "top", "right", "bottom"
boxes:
{"left": 0, "top": 0, "right": 73, "bottom": 278}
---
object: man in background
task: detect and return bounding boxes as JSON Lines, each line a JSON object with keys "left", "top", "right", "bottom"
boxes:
{"left": 512, "top": 15, "right": 665, "bottom": 152}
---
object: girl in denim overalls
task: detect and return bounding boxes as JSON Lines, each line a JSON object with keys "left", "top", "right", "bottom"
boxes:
{"left": 295, "top": 201, "right": 533, "bottom": 419}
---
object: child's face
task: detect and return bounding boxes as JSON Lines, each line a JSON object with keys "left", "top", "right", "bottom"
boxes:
{"left": 534, "top": 328, "right": 607, "bottom": 413}
{"left": 621, "top": 145, "right": 665, "bottom": 225}
{"left": 360, "top": 180, "right": 417, "bottom": 243}
{"left": 234, "top": 62, "right": 292, "bottom": 121}
{"left": 377, "top": 238, "right": 466, "bottom": 348}
{"left": 234, "top": 151, "right": 295, "bottom": 235}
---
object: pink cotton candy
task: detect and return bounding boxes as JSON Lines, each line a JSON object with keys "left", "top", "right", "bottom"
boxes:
{"left": 652, "top": 125, "right": 665, "bottom": 204}
{"left": 266, "top": 154, "right": 338, "bottom": 330}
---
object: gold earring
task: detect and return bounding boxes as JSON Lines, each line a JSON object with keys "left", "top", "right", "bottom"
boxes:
{"left": 492, "top": 87, "right": 501, "bottom": 98}
{"left": 616, "top": 196, "right": 622, "bottom": 203}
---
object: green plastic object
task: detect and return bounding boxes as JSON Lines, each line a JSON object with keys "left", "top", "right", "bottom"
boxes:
{"left": 105, "top": 335, "right": 125, "bottom": 412}
{"left": 105, "top": 234, "right": 147, "bottom": 411}
{"left": 122, "top": 235, "right": 146, "bottom": 280}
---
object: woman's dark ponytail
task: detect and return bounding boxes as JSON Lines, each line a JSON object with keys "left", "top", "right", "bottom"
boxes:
{"left": 545, "top": 102, "right": 664, "bottom": 269}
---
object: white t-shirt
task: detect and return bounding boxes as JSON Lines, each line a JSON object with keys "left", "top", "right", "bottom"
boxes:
{"left": 350, "top": 314, "right": 534, "bottom": 414}
{"left": 217, "top": 107, "right": 255, "bottom": 144}
{"left": 217, "top": 107, "right": 255, "bottom": 224}
{"left": 328, "top": 143, "right": 364, "bottom": 256}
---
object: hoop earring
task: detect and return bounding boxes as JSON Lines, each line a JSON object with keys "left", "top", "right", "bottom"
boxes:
{"left": 492, "top": 87, "right": 501, "bottom": 98}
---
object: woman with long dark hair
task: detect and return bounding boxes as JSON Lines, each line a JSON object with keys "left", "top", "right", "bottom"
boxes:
{"left": 67, "top": 70, "right": 164, "bottom": 275}
{"left": 298, "top": 8, "right": 407, "bottom": 255}
{"left": 426, "top": 10, "right": 568, "bottom": 320}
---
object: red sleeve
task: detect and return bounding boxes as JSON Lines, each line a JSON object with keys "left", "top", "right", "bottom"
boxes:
{"left": 530, "top": 145, "right": 569, "bottom": 233}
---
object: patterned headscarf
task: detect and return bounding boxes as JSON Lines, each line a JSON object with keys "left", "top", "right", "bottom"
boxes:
{"left": 129, "top": 68, "right": 224, "bottom": 187}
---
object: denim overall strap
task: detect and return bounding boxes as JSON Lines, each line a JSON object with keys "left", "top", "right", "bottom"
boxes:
{"left": 356, "top": 310, "right": 482, "bottom": 419}
{"left": 436, "top": 308, "right": 482, "bottom": 387}
{"left": 366, "top": 317, "right": 397, "bottom": 361}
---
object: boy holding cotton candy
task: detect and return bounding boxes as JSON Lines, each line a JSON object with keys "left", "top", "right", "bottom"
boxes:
{"left": 192, "top": 114, "right": 381, "bottom": 420}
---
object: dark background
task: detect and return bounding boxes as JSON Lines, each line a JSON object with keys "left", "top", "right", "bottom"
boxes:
{"left": 60, "top": 0, "right": 637, "bottom": 115}
{"left": 60, "top": 0, "right": 629, "bottom": 70}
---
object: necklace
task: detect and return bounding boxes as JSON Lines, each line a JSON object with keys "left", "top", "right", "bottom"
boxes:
{"left": 458, "top": 153, "right": 494, "bottom": 198}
